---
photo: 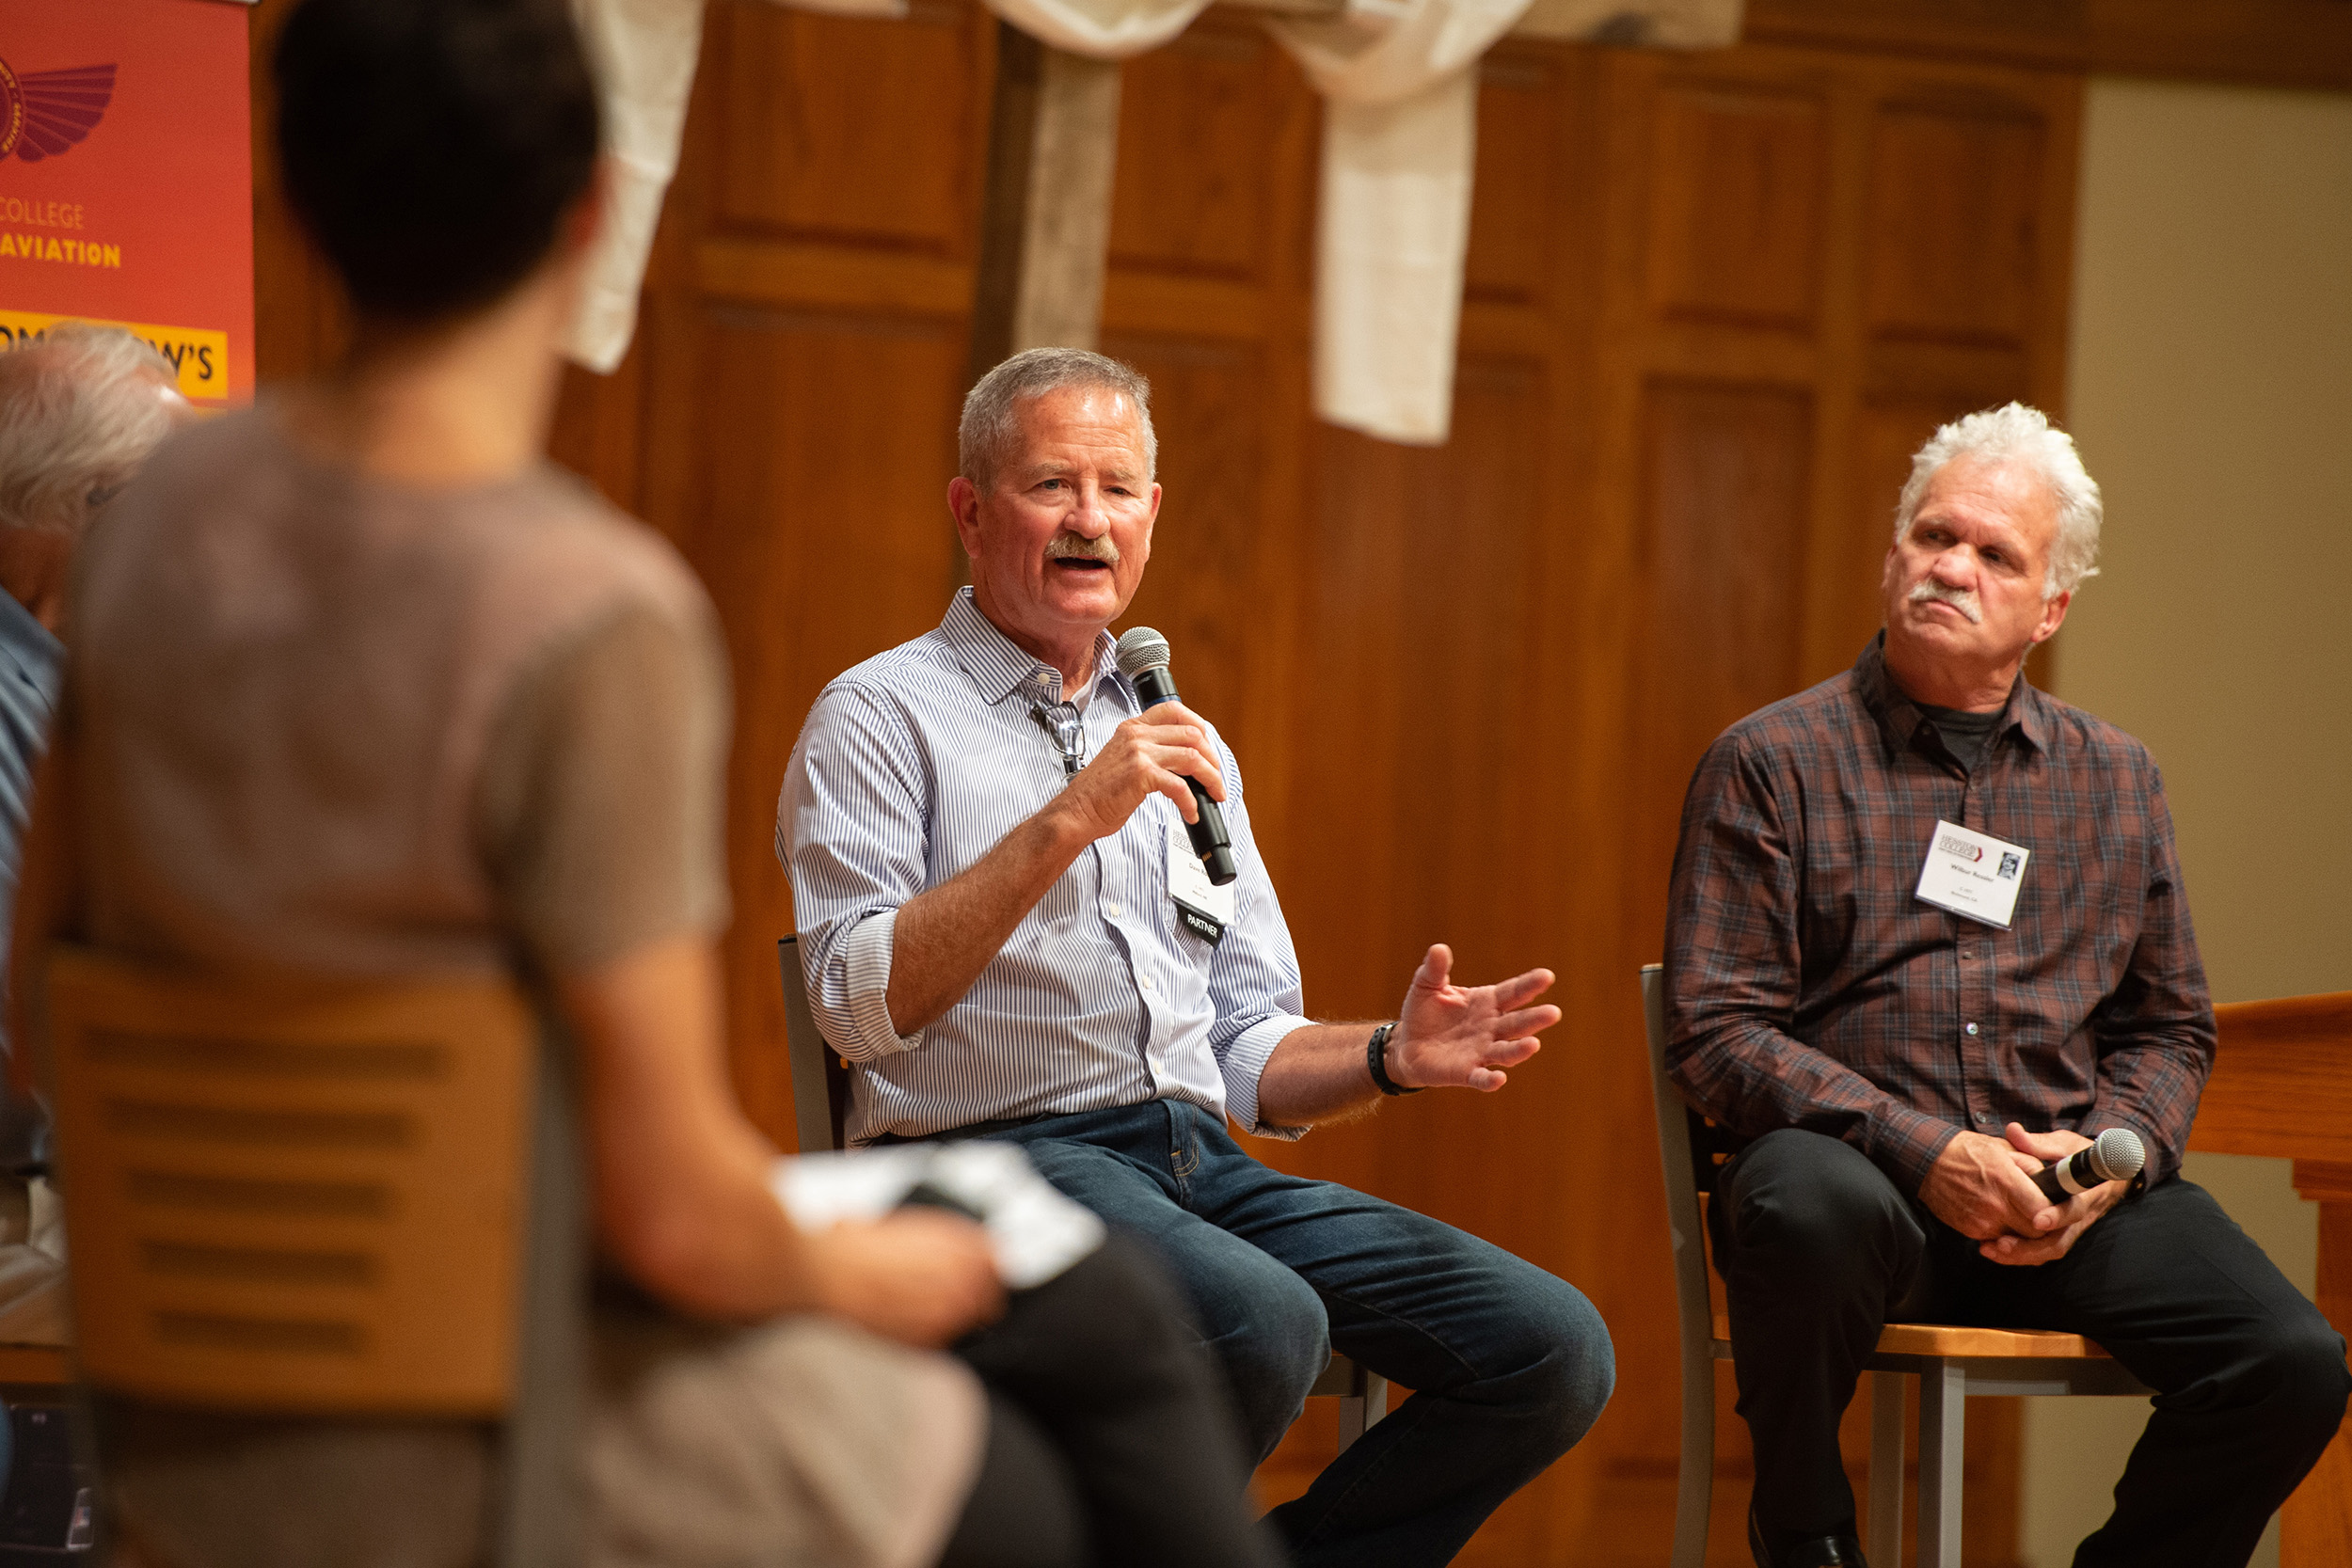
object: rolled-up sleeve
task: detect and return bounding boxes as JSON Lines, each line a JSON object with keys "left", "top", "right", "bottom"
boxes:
{"left": 1203, "top": 741, "right": 1313, "bottom": 1140}
{"left": 778, "top": 684, "right": 929, "bottom": 1060}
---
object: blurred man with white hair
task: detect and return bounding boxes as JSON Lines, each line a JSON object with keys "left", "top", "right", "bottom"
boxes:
{"left": 0, "top": 323, "right": 185, "bottom": 1341}
{"left": 1662, "top": 404, "right": 2347, "bottom": 1568}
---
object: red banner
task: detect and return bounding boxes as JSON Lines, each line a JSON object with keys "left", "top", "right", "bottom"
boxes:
{"left": 0, "top": 0, "right": 252, "bottom": 404}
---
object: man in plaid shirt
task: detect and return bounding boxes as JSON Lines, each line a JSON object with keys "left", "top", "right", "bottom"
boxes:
{"left": 1664, "top": 404, "right": 2347, "bottom": 1568}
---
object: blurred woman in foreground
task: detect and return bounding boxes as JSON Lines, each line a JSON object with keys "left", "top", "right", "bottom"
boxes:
{"left": 9, "top": 1, "right": 1279, "bottom": 1564}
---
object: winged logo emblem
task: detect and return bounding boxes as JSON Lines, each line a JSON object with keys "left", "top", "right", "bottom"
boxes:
{"left": 0, "top": 60, "right": 117, "bottom": 163}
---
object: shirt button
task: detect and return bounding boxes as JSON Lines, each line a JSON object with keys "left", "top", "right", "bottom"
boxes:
{"left": 1105, "top": 901, "right": 1121, "bottom": 917}
{"left": 1139, "top": 975, "right": 1153, "bottom": 992}
{"left": 1964, "top": 1022, "right": 1979, "bottom": 1037}
{"left": 1976, "top": 1112, "right": 1994, "bottom": 1126}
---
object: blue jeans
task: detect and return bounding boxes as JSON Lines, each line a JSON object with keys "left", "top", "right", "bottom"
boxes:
{"left": 969, "top": 1100, "right": 1614, "bottom": 1568}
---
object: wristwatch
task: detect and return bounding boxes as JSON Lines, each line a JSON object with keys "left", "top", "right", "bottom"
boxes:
{"left": 1368, "top": 1022, "right": 1422, "bottom": 1096}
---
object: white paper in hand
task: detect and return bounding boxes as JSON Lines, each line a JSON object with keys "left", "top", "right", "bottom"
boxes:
{"left": 771, "top": 1142, "right": 1104, "bottom": 1291}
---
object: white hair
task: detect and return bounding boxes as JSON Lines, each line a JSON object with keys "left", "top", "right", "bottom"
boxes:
{"left": 959, "top": 347, "right": 1156, "bottom": 493}
{"left": 0, "top": 323, "right": 182, "bottom": 535}
{"left": 1894, "top": 403, "right": 2101, "bottom": 600}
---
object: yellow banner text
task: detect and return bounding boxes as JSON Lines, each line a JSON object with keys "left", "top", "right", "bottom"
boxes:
{"left": 0, "top": 309, "right": 229, "bottom": 401}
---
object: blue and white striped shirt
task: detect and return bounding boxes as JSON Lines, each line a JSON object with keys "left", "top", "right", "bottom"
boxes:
{"left": 779, "top": 589, "right": 1313, "bottom": 1143}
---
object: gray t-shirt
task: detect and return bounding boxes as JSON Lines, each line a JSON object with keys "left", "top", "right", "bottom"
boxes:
{"left": 72, "top": 404, "right": 730, "bottom": 982}
{"left": 1919, "top": 702, "right": 2005, "bottom": 774}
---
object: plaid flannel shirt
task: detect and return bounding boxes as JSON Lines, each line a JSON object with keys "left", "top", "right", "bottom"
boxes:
{"left": 1663, "top": 635, "right": 2215, "bottom": 1196}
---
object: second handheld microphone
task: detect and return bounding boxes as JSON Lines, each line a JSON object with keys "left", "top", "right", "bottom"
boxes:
{"left": 2030, "top": 1127, "right": 2145, "bottom": 1205}
{"left": 1113, "top": 626, "right": 1237, "bottom": 886}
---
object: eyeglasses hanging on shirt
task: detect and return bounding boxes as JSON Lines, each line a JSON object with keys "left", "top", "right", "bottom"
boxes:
{"left": 1028, "top": 702, "right": 1087, "bottom": 780}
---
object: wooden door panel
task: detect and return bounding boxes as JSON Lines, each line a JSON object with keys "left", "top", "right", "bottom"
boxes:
{"left": 1467, "top": 48, "right": 1570, "bottom": 306}
{"left": 1102, "top": 334, "right": 1272, "bottom": 748}
{"left": 1270, "top": 357, "right": 1569, "bottom": 1212}
{"left": 1628, "top": 378, "right": 1815, "bottom": 942}
{"left": 1864, "top": 96, "right": 2047, "bottom": 346}
{"left": 642, "top": 302, "right": 968, "bottom": 1137}
{"left": 1109, "top": 17, "right": 1281, "bottom": 282}
{"left": 547, "top": 356, "right": 647, "bottom": 511}
{"left": 1393, "top": 355, "right": 1560, "bottom": 1006}
{"left": 713, "top": 0, "right": 985, "bottom": 254}
{"left": 1285, "top": 422, "right": 1420, "bottom": 1031}
{"left": 1645, "top": 82, "right": 1830, "bottom": 330}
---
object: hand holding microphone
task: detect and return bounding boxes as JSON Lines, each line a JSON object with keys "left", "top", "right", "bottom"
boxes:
{"left": 2030, "top": 1127, "right": 2144, "bottom": 1205}
{"left": 1970, "top": 1124, "right": 2144, "bottom": 1268}
{"left": 1115, "top": 627, "right": 1237, "bottom": 886}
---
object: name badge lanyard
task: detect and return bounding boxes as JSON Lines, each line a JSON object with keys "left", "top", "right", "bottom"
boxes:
{"left": 1030, "top": 695, "right": 1230, "bottom": 947}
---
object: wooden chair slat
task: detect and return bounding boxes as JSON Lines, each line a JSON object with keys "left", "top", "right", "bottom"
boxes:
{"left": 1708, "top": 1313, "right": 2114, "bottom": 1360}
{"left": 45, "top": 947, "right": 536, "bottom": 1417}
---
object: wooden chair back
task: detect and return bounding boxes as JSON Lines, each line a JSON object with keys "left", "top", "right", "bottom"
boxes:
{"left": 1641, "top": 965, "right": 1739, "bottom": 1345}
{"left": 42, "top": 946, "right": 538, "bottom": 1416}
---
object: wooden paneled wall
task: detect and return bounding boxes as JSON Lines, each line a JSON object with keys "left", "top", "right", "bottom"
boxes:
{"left": 256, "top": 3, "right": 2078, "bottom": 1560}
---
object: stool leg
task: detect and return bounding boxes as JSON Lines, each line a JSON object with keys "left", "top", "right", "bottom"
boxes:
{"left": 1336, "top": 1361, "right": 1383, "bottom": 1453}
{"left": 1915, "top": 1362, "right": 1965, "bottom": 1568}
{"left": 1669, "top": 1353, "right": 1720, "bottom": 1568}
{"left": 1336, "top": 1393, "right": 1366, "bottom": 1452}
{"left": 1867, "top": 1371, "right": 1905, "bottom": 1568}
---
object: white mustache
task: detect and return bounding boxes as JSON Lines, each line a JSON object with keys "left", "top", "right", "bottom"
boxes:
{"left": 1046, "top": 533, "right": 1120, "bottom": 564}
{"left": 1909, "top": 579, "right": 1982, "bottom": 625}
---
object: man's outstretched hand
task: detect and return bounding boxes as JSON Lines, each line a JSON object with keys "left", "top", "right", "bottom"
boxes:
{"left": 1387, "top": 943, "right": 1561, "bottom": 1092}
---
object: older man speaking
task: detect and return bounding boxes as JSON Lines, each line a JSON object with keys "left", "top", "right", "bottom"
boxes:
{"left": 782, "top": 347, "right": 1613, "bottom": 1568}
{"left": 1665, "top": 404, "right": 2348, "bottom": 1568}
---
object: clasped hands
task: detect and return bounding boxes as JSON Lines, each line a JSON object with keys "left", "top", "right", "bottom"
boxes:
{"left": 1919, "top": 1123, "right": 2129, "bottom": 1266}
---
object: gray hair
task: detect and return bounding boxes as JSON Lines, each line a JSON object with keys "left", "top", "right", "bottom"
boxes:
{"left": 959, "top": 347, "right": 1156, "bottom": 492}
{"left": 0, "top": 323, "right": 182, "bottom": 535}
{"left": 1894, "top": 402, "right": 2102, "bottom": 600}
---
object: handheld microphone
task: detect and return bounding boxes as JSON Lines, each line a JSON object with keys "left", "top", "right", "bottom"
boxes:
{"left": 1114, "top": 627, "right": 1237, "bottom": 887}
{"left": 2031, "top": 1128, "right": 2144, "bottom": 1204}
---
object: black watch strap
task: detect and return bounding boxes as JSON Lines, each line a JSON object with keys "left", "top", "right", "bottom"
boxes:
{"left": 1368, "top": 1022, "right": 1422, "bottom": 1096}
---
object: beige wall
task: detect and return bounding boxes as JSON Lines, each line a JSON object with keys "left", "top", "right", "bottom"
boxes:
{"left": 2020, "top": 74, "right": 2352, "bottom": 1568}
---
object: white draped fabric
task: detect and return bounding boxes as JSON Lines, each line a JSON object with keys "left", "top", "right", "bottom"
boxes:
{"left": 979, "top": 0, "right": 1209, "bottom": 59}
{"left": 563, "top": 0, "right": 1196, "bottom": 374}
{"left": 564, "top": 0, "right": 916, "bottom": 372}
{"left": 1268, "top": 0, "right": 1530, "bottom": 444}
{"left": 565, "top": 0, "right": 703, "bottom": 373}
{"left": 563, "top": 0, "right": 1737, "bottom": 443}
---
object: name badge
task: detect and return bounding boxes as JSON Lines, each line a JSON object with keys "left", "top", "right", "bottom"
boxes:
{"left": 1167, "top": 819, "right": 1234, "bottom": 945}
{"left": 1915, "top": 818, "right": 2030, "bottom": 929}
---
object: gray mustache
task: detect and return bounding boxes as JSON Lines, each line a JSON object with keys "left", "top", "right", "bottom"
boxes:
{"left": 1046, "top": 533, "right": 1120, "bottom": 564}
{"left": 1909, "top": 579, "right": 1982, "bottom": 625}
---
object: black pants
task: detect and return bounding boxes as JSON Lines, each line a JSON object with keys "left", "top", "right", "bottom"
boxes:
{"left": 936, "top": 1234, "right": 1286, "bottom": 1568}
{"left": 1711, "top": 1130, "right": 2350, "bottom": 1568}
